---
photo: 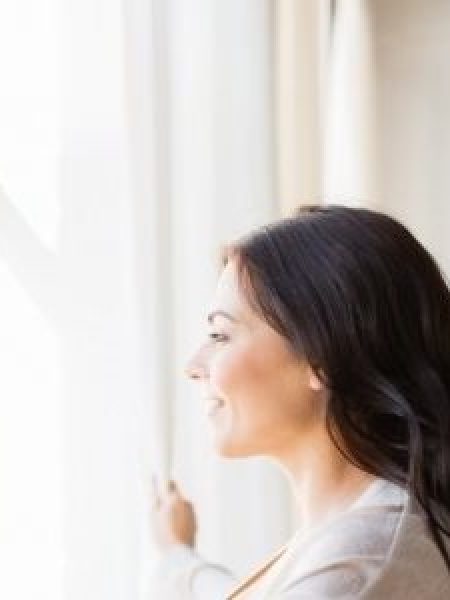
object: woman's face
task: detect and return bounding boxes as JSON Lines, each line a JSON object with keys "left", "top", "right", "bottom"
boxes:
{"left": 184, "top": 259, "right": 326, "bottom": 458}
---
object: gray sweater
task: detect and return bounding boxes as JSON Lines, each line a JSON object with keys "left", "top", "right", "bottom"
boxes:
{"left": 151, "top": 478, "right": 450, "bottom": 598}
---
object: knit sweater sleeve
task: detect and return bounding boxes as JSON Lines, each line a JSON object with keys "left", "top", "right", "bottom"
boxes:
{"left": 149, "top": 543, "right": 239, "bottom": 599}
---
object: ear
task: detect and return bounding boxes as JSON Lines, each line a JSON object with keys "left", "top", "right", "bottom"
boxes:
{"left": 308, "top": 366, "right": 324, "bottom": 391}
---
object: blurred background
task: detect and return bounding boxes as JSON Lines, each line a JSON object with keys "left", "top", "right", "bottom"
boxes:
{"left": 0, "top": 1, "right": 449, "bottom": 599}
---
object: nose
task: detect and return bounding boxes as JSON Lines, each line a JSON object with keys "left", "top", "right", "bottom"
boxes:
{"left": 184, "top": 349, "right": 208, "bottom": 380}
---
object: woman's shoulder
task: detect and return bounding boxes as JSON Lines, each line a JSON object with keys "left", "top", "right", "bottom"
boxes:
{"left": 362, "top": 500, "right": 450, "bottom": 599}
{"left": 278, "top": 479, "right": 450, "bottom": 599}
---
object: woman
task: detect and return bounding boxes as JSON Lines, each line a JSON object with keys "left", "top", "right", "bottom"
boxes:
{"left": 150, "top": 205, "right": 450, "bottom": 598}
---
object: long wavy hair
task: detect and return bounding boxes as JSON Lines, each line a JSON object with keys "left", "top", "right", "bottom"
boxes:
{"left": 220, "top": 204, "right": 450, "bottom": 569}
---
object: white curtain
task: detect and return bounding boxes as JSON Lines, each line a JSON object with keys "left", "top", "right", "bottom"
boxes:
{"left": 279, "top": 0, "right": 450, "bottom": 279}
{"left": 275, "top": 0, "right": 329, "bottom": 213}
{"left": 324, "top": 0, "right": 377, "bottom": 205}
{"left": 370, "top": 0, "right": 450, "bottom": 276}
{"left": 0, "top": 1, "right": 292, "bottom": 599}
{"left": 125, "top": 0, "right": 296, "bottom": 586}
{"left": 154, "top": 0, "right": 294, "bottom": 580}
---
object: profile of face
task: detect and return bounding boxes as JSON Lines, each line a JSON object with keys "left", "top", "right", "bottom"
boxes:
{"left": 184, "top": 259, "right": 327, "bottom": 459}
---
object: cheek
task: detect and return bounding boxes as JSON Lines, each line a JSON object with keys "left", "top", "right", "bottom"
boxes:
{"left": 210, "top": 341, "right": 255, "bottom": 396}
{"left": 211, "top": 336, "right": 319, "bottom": 427}
{"left": 210, "top": 335, "right": 291, "bottom": 408}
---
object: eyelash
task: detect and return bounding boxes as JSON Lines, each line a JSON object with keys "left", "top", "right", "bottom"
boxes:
{"left": 209, "top": 333, "right": 229, "bottom": 343}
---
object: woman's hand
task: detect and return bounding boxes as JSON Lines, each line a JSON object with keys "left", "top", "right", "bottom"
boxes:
{"left": 150, "top": 476, "right": 197, "bottom": 551}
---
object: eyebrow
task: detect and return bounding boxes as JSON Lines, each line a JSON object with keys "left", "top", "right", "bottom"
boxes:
{"left": 207, "top": 310, "right": 238, "bottom": 325}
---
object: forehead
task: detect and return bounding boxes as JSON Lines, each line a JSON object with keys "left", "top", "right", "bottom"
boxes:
{"left": 209, "top": 261, "right": 254, "bottom": 320}
{"left": 215, "top": 261, "right": 239, "bottom": 296}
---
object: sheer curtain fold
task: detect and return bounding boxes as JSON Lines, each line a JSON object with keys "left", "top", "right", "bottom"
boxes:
{"left": 162, "top": 0, "right": 294, "bottom": 579}
{"left": 125, "top": 0, "right": 295, "bottom": 588}
{"left": 275, "top": 0, "right": 329, "bottom": 215}
{"left": 275, "top": 0, "right": 377, "bottom": 215}
{"left": 324, "top": 0, "right": 377, "bottom": 205}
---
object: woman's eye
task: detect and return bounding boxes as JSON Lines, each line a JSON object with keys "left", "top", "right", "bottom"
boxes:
{"left": 208, "top": 332, "right": 229, "bottom": 343}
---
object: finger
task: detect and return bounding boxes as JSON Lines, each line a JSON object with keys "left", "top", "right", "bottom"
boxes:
{"left": 167, "top": 479, "right": 183, "bottom": 498}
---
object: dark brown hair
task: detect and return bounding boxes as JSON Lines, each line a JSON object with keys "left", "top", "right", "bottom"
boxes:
{"left": 221, "top": 204, "right": 450, "bottom": 568}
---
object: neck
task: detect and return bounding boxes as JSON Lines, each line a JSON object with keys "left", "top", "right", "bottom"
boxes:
{"left": 269, "top": 428, "right": 377, "bottom": 532}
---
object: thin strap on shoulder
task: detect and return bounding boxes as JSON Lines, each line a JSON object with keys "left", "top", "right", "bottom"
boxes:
{"left": 226, "top": 543, "right": 289, "bottom": 599}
